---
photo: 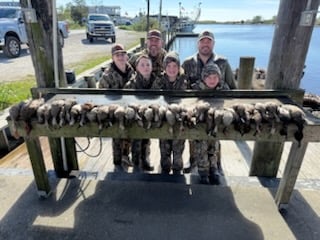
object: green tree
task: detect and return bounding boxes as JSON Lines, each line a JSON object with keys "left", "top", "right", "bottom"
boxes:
{"left": 70, "top": 0, "right": 88, "bottom": 25}
{"left": 252, "top": 15, "right": 263, "bottom": 24}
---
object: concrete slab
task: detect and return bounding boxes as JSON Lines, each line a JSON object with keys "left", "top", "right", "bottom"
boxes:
{"left": 0, "top": 175, "right": 301, "bottom": 240}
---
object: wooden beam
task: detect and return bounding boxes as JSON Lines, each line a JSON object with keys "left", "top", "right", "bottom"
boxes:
{"left": 25, "top": 137, "right": 51, "bottom": 197}
{"left": 275, "top": 142, "right": 308, "bottom": 209}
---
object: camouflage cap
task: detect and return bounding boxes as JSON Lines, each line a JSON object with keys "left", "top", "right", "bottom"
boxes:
{"left": 201, "top": 63, "right": 221, "bottom": 80}
{"left": 147, "top": 29, "right": 162, "bottom": 39}
{"left": 163, "top": 51, "right": 180, "bottom": 68}
{"left": 111, "top": 44, "right": 127, "bottom": 55}
{"left": 198, "top": 30, "right": 214, "bottom": 41}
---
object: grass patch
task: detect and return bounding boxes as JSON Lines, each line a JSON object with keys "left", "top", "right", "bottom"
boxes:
{"left": 0, "top": 76, "right": 36, "bottom": 110}
{"left": 66, "top": 55, "right": 111, "bottom": 75}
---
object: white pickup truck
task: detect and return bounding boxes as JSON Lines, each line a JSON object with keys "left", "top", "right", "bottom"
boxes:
{"left": 0, "top": 6, "right": 69, "bottom": 58}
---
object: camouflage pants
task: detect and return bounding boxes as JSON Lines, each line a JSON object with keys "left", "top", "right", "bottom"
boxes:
{"left": 131, "top": 139, "right": 151, "bottom": 166}
{"left": 190, "top": 139, "right": 220, "bottom": 177}
{"left": 112, "top": 138, "right": 131, "bottom": 165}
{"left": 159, "top": 139, "right": 185, "bottom": 173}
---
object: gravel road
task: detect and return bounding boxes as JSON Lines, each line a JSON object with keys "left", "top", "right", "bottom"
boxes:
{"left": 0, "top": 28, "right": 145, "bottom": 82}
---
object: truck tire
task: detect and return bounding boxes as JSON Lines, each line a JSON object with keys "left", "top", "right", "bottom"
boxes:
{"left": 3, "top": 36, "right": 21, "bottom": 58}
{"left": 86, "top": 33, "right": 93, "bottom": 43}
{"left": 59, "top": 31, "right": 64, "bottom": 48}
{"left": 111, "top": 36, "right": 116, "bottom": 43}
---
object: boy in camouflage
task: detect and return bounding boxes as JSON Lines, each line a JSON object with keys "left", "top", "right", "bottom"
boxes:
{"left": 152, "top": 51, "right": 188, "bottom": 174}
{"left": 125, "top": 55, "right": 161, "bottom": 171}
{"left": 191, "top": 63, "right": 227, "bottom": 184}
{"left": 98, "top": 44, "right": 135, "bottom": 169}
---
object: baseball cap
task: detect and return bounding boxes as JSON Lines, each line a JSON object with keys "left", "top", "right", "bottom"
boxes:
{"left": 198, "top": 30, "right": 215, "bottom": 41}
{"left": 111, "top": 44, "right": 127, "bottom": 55}
{"left": 147, "top": 29, "right": 162, "bottom": 39}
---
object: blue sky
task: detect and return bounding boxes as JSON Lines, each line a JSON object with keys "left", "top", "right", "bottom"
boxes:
{"left": 57, "top": 0, "right": 280, "bottom": 21}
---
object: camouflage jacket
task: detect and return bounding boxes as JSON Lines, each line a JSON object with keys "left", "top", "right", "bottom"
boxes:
{"left": 98, "top": 62, "right": 135, "bottom": 89}
{"left": 152, "top": 70, "right": 188, "bottom": 90}
{"left": 128, "top": 48, "right": 167, "bottom": 77}
{"left": 124, "top": 72, "right": 160, "bottom": 89}
{"left": 182, "top": 53, "right": 237, "bottom": 90}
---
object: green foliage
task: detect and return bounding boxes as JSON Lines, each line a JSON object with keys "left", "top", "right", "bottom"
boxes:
{"left": 0, "top": 77, "right": 36, "bottom": 110}
{"left": 252, "top": 16, "right": 263, "bottom": 24}
{"left": 71, "top": 5, "right": 88, "bottom": 25}
{"left": 132, "top": 17, "right": 160, "bottom": 31}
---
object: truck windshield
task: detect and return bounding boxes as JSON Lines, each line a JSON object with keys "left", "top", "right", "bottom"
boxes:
{"left": 0, "top": 8, "right": 18, "bottom": 19}
{"left": 89, "top": 15, "right": 110, "bottom": 21}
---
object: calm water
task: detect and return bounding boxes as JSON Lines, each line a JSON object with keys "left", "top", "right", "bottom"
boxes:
{"left": 170, "top": 24, "right": 320, "bottom": 95}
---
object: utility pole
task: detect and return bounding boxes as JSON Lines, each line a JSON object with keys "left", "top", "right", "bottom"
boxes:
{"left": 146, "top": 0, "right": 150, "bottom": 33}
{"left": 158, "top": 0, "right": 162, "bottom": 28}
{"left": 250, "top": 0, "right": 320, "bottom": 177}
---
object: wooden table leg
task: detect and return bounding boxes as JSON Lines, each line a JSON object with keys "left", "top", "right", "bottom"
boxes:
{"left": 275, "top": 141, "right": 308, "bottom": 209}
{"left": 25, "top": 137, "right": 51, "bottom": 198}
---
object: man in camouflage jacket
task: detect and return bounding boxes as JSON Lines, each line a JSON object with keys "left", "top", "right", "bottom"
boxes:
{"left": 129, "top": 29, "right": 167, "bottom": 77}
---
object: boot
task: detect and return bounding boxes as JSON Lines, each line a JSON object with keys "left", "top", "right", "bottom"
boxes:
{"left": 199, "top": 175, "right": 209, "bottom": 184}
{"left": 141, "top": 159, "right": 154, "bottom": 171}
{"left": 209, "top": 167, "right": 221, "bottom": 185}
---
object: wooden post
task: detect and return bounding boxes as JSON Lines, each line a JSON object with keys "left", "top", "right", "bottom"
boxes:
{"left": 250, "top": 0, "right": 320, "bottom": 177}
{"left": 140, "top": 38, "right": 145, "bottom": 49}
{"left": 275, "top": 142, "right": 308, "bottom": 208}
{"left": 238, "top": 57, "right": 255, "bottom": 89}
{"left": 49, "top": 137, "right": 78, "bottom": 178}
{"left": 25, "top": 137, "right": 51, "bottom": 197}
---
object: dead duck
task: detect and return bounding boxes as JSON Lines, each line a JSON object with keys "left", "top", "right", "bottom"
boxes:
{"left": 107, "top": 104, "right": 120, "bottom": 127}
{"left": 262, "top": 102, "right": 281, "bottom": 134}
{"left": 180, "top": 105, "right": 196, "bottom": 130}
{"left": 165, "top": 108, "right": 176, "bottom": 134}
{"left": 79, "top": 102, "right": 96, "bottom": 127}
{"left": 50, "top": 99, "right": 65, "bottom": 127}
{"left": 8, "top": 100, "right": 28, "bottom": 138}
{"left": 206, "top": 107, "right": 215, "bottom": 136}
{"left": 153, "top": 105, "right": 167, "bottom": 128}
{"left": 60, "top": 98, "right": 77, "bottom": 125}
{"left": 166, "top": 103, "right": 183, "bottom": 134}
{"left": 280, "top": 104, "right": 306, "bottom": 146}
{"left": 124, "top": 105, "right": 136, "bottom": 127}
{"left": 143, "top": 106, "right": 154, "bottom": 130}
{"left": 232, "top": 103, "right": 254, "bottom": 135}
{"left": 194, "top": 101, "right": 210, "bottom": 123}
{"left": 69, "top": 103, "right": 82, "bottom": 126}
{"left": 114, "top": 105, "right": 126, "bottom": 130}
{"left": 86, "top": 106, "right": 99, "bottom": 123}
{"left": 222, "top": 107, "right": 237, "bottom": 135}
{"left": 37, "top": 103, "right": 52, "bottom": 129}
{"left": 96, "top": 105, "right": 110, "bottom": 131}
{"left": 251, "top": 109, "right": 263, "bottom": 136}
{"left": 19, "top": 98, "right": 45, "bottom": 135}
